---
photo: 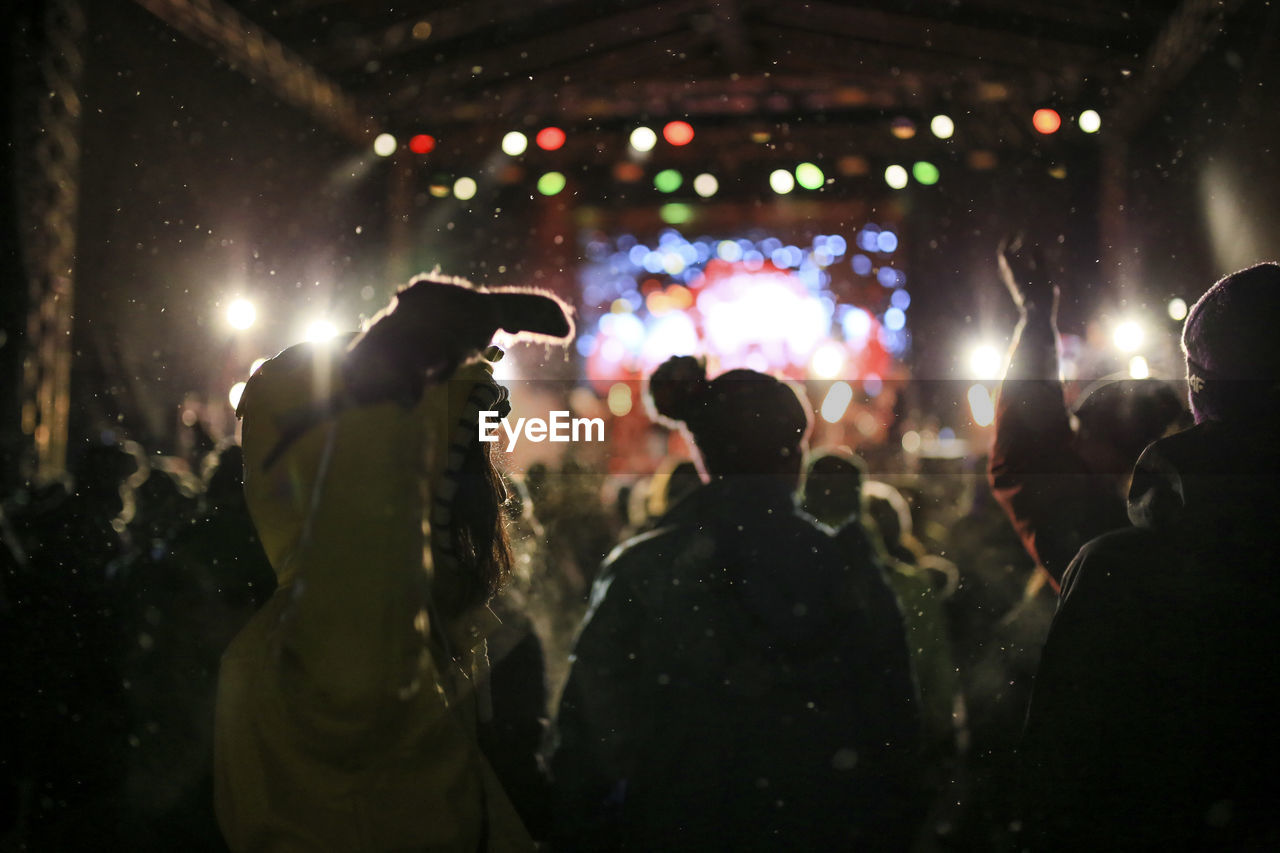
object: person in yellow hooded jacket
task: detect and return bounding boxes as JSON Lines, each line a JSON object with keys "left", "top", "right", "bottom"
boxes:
{"left": 214, "top": 274, "right": 572, "bottom": 852}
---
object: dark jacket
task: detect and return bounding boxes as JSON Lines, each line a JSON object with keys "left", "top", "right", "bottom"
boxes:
{"left": 551, "top": 478, "right": 920, "bottom": 851}
{"left": 1020, "top": 419, "right": 1280, "bottom": 850}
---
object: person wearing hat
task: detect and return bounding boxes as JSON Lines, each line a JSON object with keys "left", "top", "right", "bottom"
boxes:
{"left": 1020, "top": 262, "right": 1280, "bottom": 850}
{"left": 213, "top": 274, "right": 572, "bottom": 852}
{"left": 550, "top": 356, "right": 920, "bottom": 851}
{"left": 987, "top": 239, "right": 1185, "bottom": 591}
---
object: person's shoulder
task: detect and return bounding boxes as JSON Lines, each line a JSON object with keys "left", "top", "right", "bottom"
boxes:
{"left": 595, "top": 522, "right": 705, "bottom": 586}
{"left": 1058, "top": 526, "right": 1167, "bottom": 604}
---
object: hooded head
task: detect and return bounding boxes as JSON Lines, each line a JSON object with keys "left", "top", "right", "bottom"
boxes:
{"left": 801, "top": 449, "right": 867, "bottom": 528}
{"left": 1182, "top": 261, "right": 1280, "bottom": 424}
{"left": 646, "top": 355, "right": 812, "bottom": 482}
{"left": 235, "top": 276, "right": 572, "bottom": 609}
{"left": 1071, "top": 378, "right": 1186, "bottom": 476}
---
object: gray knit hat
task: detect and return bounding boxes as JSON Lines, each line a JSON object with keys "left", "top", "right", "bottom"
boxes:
{"left": 1182, "top": 262, "right": 1280, "bottom": 423}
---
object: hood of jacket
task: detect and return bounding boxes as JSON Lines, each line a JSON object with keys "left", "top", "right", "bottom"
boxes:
{"left": 1127, "top": 418, "right": 1280, "bottom": 556}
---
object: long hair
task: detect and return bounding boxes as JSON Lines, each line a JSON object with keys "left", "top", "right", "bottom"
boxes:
{"left": 436, "top": 438, "right": 513, "bottom": 620}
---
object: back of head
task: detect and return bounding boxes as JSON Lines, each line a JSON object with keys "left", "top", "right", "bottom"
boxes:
{"left": 1183, "top": 261, "right": 1280, "bottom": 424}
{"left": 801, "top": 449, "right": 867, "bottom": 528}
{"left": 1072, "top": 378, "right": 1186, "bottom": 470}
{"left": 646, "top": 356, "right": 812, "bottom": 478}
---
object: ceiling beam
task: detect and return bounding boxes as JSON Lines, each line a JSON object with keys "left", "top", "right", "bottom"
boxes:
{"left": 132, "top": 0, "right": 377, "bottom": 146}
{"left": 756, "top": 0, "right": 1122, "bottom": 72}
{"left": 310, "top": 0, "right": 597, "bottom": 71}
{"left": 377, "top": 0, "right": 716, "bottom": 106}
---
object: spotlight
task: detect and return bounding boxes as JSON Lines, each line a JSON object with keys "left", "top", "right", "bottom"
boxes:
{"left": 409, "top": 134, "right": 436, "bottom": 154}
{"left": 226, "top": 298, "right": 256, "bottom": 331}
{"left": 820, "top": 381, "right": 854, "bottom": 423}
{"left": 536, "top": 127, "right": 566, "bottom": 151}
{"left": 795, "top": 162, "right": 825, "bottom": 190}
{"left": 1078, "top": 109, "right": 1101, "bottom": 133}
{"left": 372, "top": 133, "right": 397, "bottom": 157}
{"left": 304, "top": 320, "right": 339, "bottom": 343}
{"left": 501, "top": 131, "right": 528, "bottom": 156}
{"left": 693, "top": 173, "right": 719, "bottom": 198}
{"left": 662, "top": 121, "right": 694, "bottom": 146}
{"left": 1113, "top": 320, "right": 1144, "bottom": 353}
{"left": 1033, "top": 108, "right": 1062, "bottom": 134}
{"left": 968, "top": 383, "right": 995, "bottom": 426}
{"left": 629, "top": 126, "right": 657, "bottom": 152}
{"left": 884, "top": 165, "right": 909, "bottom": 190}
{"left": 537, "top": 171, "right": 567, "bottom": 196}
{"left": 968, "top": 344, "right": 1003, "bottom": 380}
{"left": 930, "top": 114, "right": 955, "bottom": 139}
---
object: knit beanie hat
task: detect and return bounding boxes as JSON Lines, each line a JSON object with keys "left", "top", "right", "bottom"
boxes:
{"left": 1182, "top": 262, "right": 1280, "bottom": 423}
{"left": 646, "top": 355, "right": 812, "bottom": 476}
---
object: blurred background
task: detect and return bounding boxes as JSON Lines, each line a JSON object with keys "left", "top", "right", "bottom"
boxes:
{"left": 4, "top": 0, "right": 1280, "bottom": 486}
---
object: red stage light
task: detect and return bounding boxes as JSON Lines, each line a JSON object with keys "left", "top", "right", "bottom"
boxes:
{"left": 409, "top": 134, "right": 436, "bottom": 154}
{"left": 663, "top": 121, "right": 694, "bottom": 146}
{"left": 1032, "top": 109, "right": 1061, "bottom": 135}
{"left": 536, "top": 127, "right": 566, "bottom": 151}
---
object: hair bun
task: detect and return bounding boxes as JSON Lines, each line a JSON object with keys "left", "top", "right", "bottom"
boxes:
{"left": 646, "top": 355, "right": 709, "bottom": 425}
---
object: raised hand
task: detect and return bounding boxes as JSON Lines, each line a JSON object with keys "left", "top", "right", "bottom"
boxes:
{"left": 998, "top": 234, "right": 1058, "bottom": 319}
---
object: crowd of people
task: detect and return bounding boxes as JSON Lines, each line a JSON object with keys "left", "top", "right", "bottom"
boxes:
{"left": 2, "top": 256, "right": 1278, "bottom": 852}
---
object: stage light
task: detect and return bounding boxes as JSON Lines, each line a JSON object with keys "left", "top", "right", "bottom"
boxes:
{"left": 654, "top": 169, "right": 682, "bottom": 193}
{"left": 536, "top": 126, "right": 566, "bottom": 151}
{"left": 795, "top": 162, "right": 825, "bottom": 190}
{"left": 811, "top": 342, "right": 847, "bottom": 379}
{"left": 901, "top": 430, "right": 922, "bottom": 454}
{"left": 305, "top": 320, "right": 339, "bottom": 343}
{"left": 969, "top": 344, "right": 1004, "bottom": 380}
{"left": 613, "top": 161, "right": 644, "bottom": 182}
{"left": 820, "top": 381, "right": 854, "bottom": 423}
{"left": 930, "top": 114, "right": 955, "bottom": 139}
{"left": 537, "top": 171, "right": 566, "bottom": 196}
{"left": 629, "top": 126, "right": 657, "bottom": 152}
{"left": 249, "top": 358, "right": 267, "bottom": 375}
{"left": 1129, "top": 356, "right": 1150, "bottom": 379}
{"left": 226, "top": 298, "right": 256, "bottom": 330}
{"left": 884, "top": 165, "right": 909, "bottom": 189}
{"left": 428, "top": 176, "right": 451, "bottom": 198}
{"left": 373, "top": 133, "right": 397, "bottom": 157}
{"left": 890, "top": 117, "right": 916, "bottom": 139}
{"left": 1113, "top": 320, "right": 1144, "bottom": 352}
{"left": 769, "top": 169, "right": 795, "bottom": 194}
{"left": 229, "top": 381, "right": 246, "bottom": 410}
{"left": 659, "top": 203, "right": 693, "bottom": 225}
{"left": 663, "top": 121, "right": 694, "bottom": 146}
{"left": 409, "top": 134, "right": 436, "bottom": 154}
{"left": 1168, "top": 298, "right": 1188, "bottom": 321}
{"left": 968, "top": 383, "right": 995, "bottom": 427}
{"left": 693, "top": 173, "right": 718, "bottom": 197}
{"left": 912, "top": 161, "right": 940, "bottom": 185}
{"left": 1078, "top": 109, "right": 1102, "bottom": 133}
{"left": 607, "top": 383, "right": 633, "bottom": 417}
{"left": 1033, "top": 108, "right": 1062, "bottom": 134}
{"left": 501, "top": 131, "right": 528, "bottom": 156}
{"left": 453, "top": 177, "right": 477, "bottom": 200}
